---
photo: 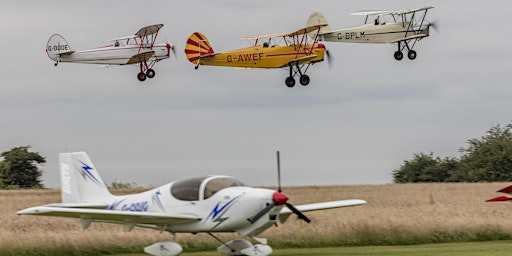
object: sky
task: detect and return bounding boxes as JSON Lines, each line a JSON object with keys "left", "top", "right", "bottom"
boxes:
{"left": 1, "top": 1, "right": 511, "bottom": 188}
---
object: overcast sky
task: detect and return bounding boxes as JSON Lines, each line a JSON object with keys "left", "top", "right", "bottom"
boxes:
{"left": 1, "top": 1, "right": 510, "bottom": 188}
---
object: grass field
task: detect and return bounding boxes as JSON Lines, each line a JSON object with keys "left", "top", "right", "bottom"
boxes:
{"left": 3, "top": 183, "right": 512, "bottom": 255}
{"left": 116, "top": 241, "right": 512, "bottom": 256}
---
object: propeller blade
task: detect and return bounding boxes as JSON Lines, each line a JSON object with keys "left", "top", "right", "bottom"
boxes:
{"left": 426, "top": 19, "right": 439, "bottom": 33}
{"left": 276, "top": 151, "right": 281, "bottom": 192}
{"left": 249, "top": 202, "right": 276, "bottom": 224}
{"left": 326, "top": 49, "right": 333, "bottom": 69}
{"left": 285, "top": 203, "right": 311, "bottom": 223}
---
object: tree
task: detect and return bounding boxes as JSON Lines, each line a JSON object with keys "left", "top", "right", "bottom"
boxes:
{"left": 392, "top": 152, "right": 456, "bottom": 183}
{"left": 454, "top": 124, "right": 512, "bottom": 182}
{"left": 0, "top": 146, "right": 45, "bottom": 189}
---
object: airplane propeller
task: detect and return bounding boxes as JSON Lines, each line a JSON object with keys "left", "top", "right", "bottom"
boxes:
{"left": 429, "top": 19, "right": 440, "bottom": 33}
{"left": 325, "top": 49, "right": 334, "bottom": 69}
{"left": 249, "top": 151, "right": 311, "bottom": 224}
{"left": 166, "top": 37, "right": 177, "bottom": 57}
{"left": 426, "top": 19, "right": 440, "bottom": 33}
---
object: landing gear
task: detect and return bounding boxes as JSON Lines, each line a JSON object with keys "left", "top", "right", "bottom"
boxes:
{"left": 407, "top": 50, "right": 417, "bottom": 60}
{"left": 137, "top": 61, "right": 158, "bottom": 82}
{"left": 137, "top": 72, "right": 146, "bottom": 82}
{"left": 284, "top": 63, "right": 312, "bottom": 88}
{"left": 146, "top": 69, "right": 155, "bottom": 78}
{"left": 395, "top": 40, "right": 419, "bottom": 61}
{"left": 285, "top": 77, "right": 295, "bottom": 87}
{"left": 300, "top": 75, "right": 310, "bottom": 86}
{"left": 394, "top": 51, "right": 403, "bottom": 61}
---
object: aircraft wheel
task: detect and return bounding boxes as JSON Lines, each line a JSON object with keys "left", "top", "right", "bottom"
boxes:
{"left": 408, "top": 50, "right": 417, "bottom": 60}
{"left": 285, "top": 77, "right": 295, "bottom": 87}
{"left": 394, "top": 51, "right": 403, "bottom": 61}
{"left": 146, "top": 69, "right": 155, "bottom": 78}
{"left": 137, "top": 72, "right": 146, "bottom": 82}
{"left": 300, "top": 75, "right": 310, "bottom": 86}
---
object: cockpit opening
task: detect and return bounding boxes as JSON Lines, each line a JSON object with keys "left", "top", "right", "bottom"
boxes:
{"left": 170, "top": 176, "right": 247, "bottom": 201}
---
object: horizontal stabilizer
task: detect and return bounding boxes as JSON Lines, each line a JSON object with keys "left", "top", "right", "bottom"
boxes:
{"left": 486, "top": 195, "right": 512, "bottom": 202}
{"left": 17, "top": 206, "right": 201, "bottom": 225}
{"left": 127, "top": 51, "right": 155, "bottom": 64}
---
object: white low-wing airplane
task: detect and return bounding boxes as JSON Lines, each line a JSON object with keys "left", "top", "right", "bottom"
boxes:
{"left": 17, "top": 152, "right": 366, "bottom": 256}
{"left": 307, "top": 7, "right": 435, "bottom": 61}
{"left": 46, "top": 24, "right": 174, "bottom": 82}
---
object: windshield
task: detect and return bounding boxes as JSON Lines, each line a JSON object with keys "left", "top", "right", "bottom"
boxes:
{"left": 203, "top": 177, "right": 246, "bottom": 199}
{"left": 170, "top": 177, "right": 207, "bottom": 201}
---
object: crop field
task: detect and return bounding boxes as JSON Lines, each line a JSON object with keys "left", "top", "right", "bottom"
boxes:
{"left": 3, "top": 183, "right": 512, "bottom": 255}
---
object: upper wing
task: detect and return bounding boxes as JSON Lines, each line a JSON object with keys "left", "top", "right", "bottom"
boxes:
{"left": 279, "top": 199, "right": 366, "bottom": 223}
{"left": 17, "top": 206, "right": 201, "bottom": 225}
{"left": 135, "top": 24, "right": 164, "bottom": 38}
{"left": 392, "top": 6, "right": 434, "bottom": 16}
{"left": 126, "top": 51, "right": 155, "bottom": 64}
{"left": 350, "top": 10, "right": 391, "bottom": 16}
{"left": 241, "top": 25, "right": 327, "bottom": 40}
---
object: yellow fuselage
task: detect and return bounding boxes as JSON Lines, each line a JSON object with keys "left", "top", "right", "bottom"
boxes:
{"left": 200, "top": 44, "right": 325, "bottom": 68}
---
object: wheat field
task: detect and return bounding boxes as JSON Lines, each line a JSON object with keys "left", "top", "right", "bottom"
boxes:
{"left": 2, "top": 183, "right": 512, "bottom": 254}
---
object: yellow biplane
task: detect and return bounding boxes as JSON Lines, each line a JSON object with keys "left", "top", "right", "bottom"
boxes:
{"left": 185, "top": 25, "right": 327, "bottom": 87}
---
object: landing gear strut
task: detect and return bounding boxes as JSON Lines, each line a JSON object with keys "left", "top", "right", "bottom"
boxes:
{"left": 285, "top": 63, "right": 312, "bottom": 88}
{"left": 394, "top": 41, "right": 419, "bottom": 61}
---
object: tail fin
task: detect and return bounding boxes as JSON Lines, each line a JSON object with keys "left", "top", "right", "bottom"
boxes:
{"left": 59, "top": 152, "right": 114, "bottom": 204}
{"left": 184, "top": 32, "right": 214, "bottom": 64}
{"left": 307, "top": 12, "right": 332, "bottom": 35}
{"left": 46, "top": 34, "right": 72, "bottom": 61}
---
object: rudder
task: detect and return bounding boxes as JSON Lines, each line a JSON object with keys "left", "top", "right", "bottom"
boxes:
{"left": 307, "top": 12, "right": 332, "bottom": 35}
{"left": 184, "top": 32, "right": 214, "bottom": 64}
{"left": 59, "top": 152, "right": 114, "bottom": 204}
{"left": 46, "top": 34, "right": 72, "bottom": 61}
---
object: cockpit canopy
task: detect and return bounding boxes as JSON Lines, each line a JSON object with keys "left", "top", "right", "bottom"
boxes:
{"left": 170, "top": 176, "right": 247, "bottom": 201}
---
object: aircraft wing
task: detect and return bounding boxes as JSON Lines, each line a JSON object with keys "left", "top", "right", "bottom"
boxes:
{"left": 389, "top": 33, "right": 429, "bottom": 43}
{"left": 351, "top": 10, "right": 391, "bottom": 16}
{"left": 126, "top": 51, "right": 155, "bottom": 64}
{"left": 135, "top": 24, "right": 164, "bottom": 38}
{"left": 279, "top": 199, "right": 366, "bottom": 223}
{"left": 280, "top": 55, "right": 318, "bottom": 68}
{"left": 241, "top": 24, "right": 327, "bottom": 40}
{"left": 487, "top": 185, "right": 512, "bottom": 202}
{"left": 17, "top": 206, "right": 201, "bottom": 225}
{"left": 392, "top": 6, "right": 434, "bottom": 15}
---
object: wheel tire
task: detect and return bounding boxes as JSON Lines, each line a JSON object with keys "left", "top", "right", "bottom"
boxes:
{"left": 394, "top": 51, "right": 403, "bottom": 61}
{"left": 299, "top": 75, "right": 310, "bottom": 86}
{"left": 146, "top": 69, "right": 155, "bottom": 78}
{"left": 285, "top": 77, "right": 295, "bottom": 88}
{"left": 407, "top": 50, "right": 417, "bottom": 60}
{"left": 137, "top": 72, "right": 146, "bottom": 82}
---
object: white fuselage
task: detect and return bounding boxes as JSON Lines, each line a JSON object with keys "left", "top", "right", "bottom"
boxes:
{"left": 321, "top": 22, "right": 417, "bottom": 44}
{"left": 55, "top": 43, "right": 170, "bottom": 65}
{"left": 106, "top": 180, "right": 281, "bottom": 236}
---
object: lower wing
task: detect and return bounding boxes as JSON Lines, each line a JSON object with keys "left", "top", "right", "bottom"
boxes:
{"left": 17, "top": 206, "right": 201, "bottom": 226}
{"left": 126, "top": 51, "right": 155, "bottom": 65}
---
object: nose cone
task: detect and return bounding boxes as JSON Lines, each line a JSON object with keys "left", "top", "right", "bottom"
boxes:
{"left": 166, "top": 43, "right": 172, "bottom": 57}
{"left": 272, "top": 191, "right": 289, "bottom": 205}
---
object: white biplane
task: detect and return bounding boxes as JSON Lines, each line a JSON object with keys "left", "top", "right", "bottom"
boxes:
{"left": 17, "top": 151, "right": 366, "bottom": 256}
{"left": 46, "top": 24, "right": 174, "bottom": 82}
{"left": 307, "top": 7, "right": 435, "bottom": 60}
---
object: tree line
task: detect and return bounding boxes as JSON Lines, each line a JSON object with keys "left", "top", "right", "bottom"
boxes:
{"left": 2, "top": 123, "right": 512, "bottom": 188}
{"left": 393, "top": 123, "right": 512, "bottom": 183}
